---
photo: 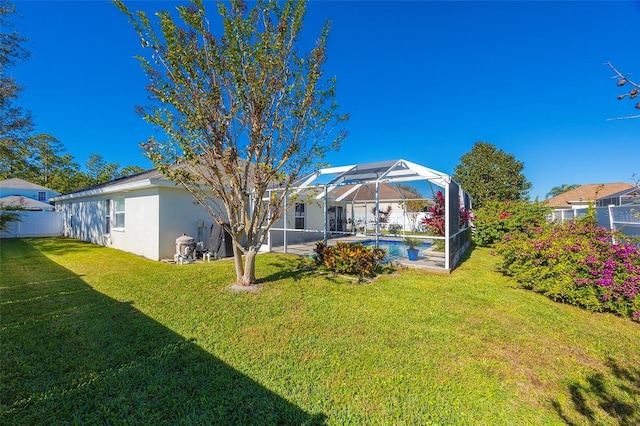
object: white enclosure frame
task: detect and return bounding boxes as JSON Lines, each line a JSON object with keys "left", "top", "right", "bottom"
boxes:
{"left": 265, "top": 159, "right": 472, "bottom": 272}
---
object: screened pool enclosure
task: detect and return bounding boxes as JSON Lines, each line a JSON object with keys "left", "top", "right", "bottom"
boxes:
{"left": 263, "top": 159, "right": 472, "bottom": 272}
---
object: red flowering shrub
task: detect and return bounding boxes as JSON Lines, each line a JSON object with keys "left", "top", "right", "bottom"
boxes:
{"left": 497, "top": 221, "right": 640, "bottom": 321}
{"left": 420, "top": 190, "right": 472, "bottom": 236}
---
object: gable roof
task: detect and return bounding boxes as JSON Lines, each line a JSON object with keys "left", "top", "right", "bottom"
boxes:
{"left": 0, "top": 195, "right": 55, "bottom": 211}
{"left": 544, "top": 183, "right": 637, "bottom": 208}
{"left": 51, "top": 168, "right": 173, "bottom": 201}
{"left": 0, "top": 178, "right": 60, "bottom": 195}
{"left": 330, "top": 182, "right": 424, "bottom": 202}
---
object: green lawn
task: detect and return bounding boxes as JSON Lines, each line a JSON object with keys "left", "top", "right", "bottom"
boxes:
{"left": 1, "top": 238, "right": 638, "bottom": 425}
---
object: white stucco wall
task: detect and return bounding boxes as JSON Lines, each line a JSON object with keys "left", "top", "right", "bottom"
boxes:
{"left": 346, "top": 201, "right": 407, "bottom": 231}
{"left": 55, "top": 182, "right": 230, "bottom": 261}
{"left": 58, "top": 197, "right": 108, "bottom": 246}
{"left": 268, "top": 199, "right": 346, "bottom": 246}
{"left": 116, "top": 188, "right": 161, "bottom": 260}
{"left": 56, "top": 189, "right": 162, "bottom": 260}
{"left": 157, "top": 187, "right": 219, "bottom": 260}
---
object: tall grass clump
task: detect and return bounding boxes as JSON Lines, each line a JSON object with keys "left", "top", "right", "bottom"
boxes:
{"left": 497, "top": 220, "right": 640, "bottom": 320}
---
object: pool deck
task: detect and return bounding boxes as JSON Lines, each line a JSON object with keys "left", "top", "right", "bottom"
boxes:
{"left": 266, "top": 235, "right": 447, "bottom": 272}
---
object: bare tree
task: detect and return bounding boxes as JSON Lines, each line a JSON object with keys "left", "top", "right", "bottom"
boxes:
{"left": 115, "top": 0, "right": 347, "bottom": 286}
{"left": 604, "top": 62, "right": 640, "bottom": 120}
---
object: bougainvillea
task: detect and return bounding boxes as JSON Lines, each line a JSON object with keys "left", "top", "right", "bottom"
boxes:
{"left": 497, "top": 221, "right": 640, "bottom": 321}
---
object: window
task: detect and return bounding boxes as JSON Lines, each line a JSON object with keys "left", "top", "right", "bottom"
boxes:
{"left": 114, "top": 197, "right": 125, "bottom": 229}
{"left": 294, "top": 202, "right": 305, "bottom": 229}
{"left": 37, "top": 191, "right": 46, "bottom": 202}
{"left": 105, "top": 199, "right": 111, "bottom": 234}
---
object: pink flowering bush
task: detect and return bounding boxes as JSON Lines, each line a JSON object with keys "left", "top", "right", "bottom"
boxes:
{"left": 497, "top": 221, "right": 640, "bottom": 321}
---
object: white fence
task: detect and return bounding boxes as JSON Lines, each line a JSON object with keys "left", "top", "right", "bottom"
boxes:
{"left": 0, "top": 211, "right": 64, "bottom": 238}
{"left": 551, "top": 205, "right": 640, "bottom": 241}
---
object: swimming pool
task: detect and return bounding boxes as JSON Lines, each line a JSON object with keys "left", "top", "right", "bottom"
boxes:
{"left": 358, "top": 239, "right": 432, "bottom": 261}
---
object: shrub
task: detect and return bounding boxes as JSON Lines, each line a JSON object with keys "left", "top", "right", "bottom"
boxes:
{"left": 315, "top": 241, "right": 386, "bottom": 278}
{"left": 420, "top": 190, "right": 472, "bottom": 236}
{"left": 314, "top": 241, "right": 327, "bottom": 266}
{"left": 402, "top": 237, "right": 422, "bottom": 250}
{"left": 388, "top": 223, "right": 403, "bottom": 234}
{"left": 497, "top": 221, "right": 640, "bottom": 321}
{"left": 0, "top": 205, "right": 23, "bottom": 232}
{"left": 473, "top": 200, "right": 551, "bottom": 247}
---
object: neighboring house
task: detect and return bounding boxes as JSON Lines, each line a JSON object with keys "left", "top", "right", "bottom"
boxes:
{"left": 544, "top": 183, "right": 638, "bottom": 210}
{"left": 545, "top": 183, "right": 640, "bottom": 240}
{"left": 0, "top": 178, "right": 60, "bottom": 210}
{"left": 0, "top": 178, "right": 63, "bottom": 237}
{"left": 51, "top": 169, "right": 218, "bottom": 261}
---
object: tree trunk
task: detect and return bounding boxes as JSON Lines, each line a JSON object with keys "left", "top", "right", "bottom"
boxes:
{"left": 232, "top": 242, "right": 244, "bottom": 285}
{"left": 239, "top": 246, "right": 257, "bottom": 286}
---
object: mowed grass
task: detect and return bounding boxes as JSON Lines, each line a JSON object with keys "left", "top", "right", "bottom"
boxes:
{"left": 1, "top": 238, "right": 638, "bottom": 425}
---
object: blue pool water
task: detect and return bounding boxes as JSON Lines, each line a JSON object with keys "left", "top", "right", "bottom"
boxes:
{"left": 358, "top": 239, "right": 431, "bottom": 261}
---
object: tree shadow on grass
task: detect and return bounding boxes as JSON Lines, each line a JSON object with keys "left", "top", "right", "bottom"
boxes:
{"left": 1, "top": 240, "right": 325, "bottom": 425}
{"left": 551, "top": 358, "right": 640, "bottom": 426}
{"left": 257, "top": 254, "right": 395, "bottom": 286}
{"left": 17, "top": 236, "right": 107, "bottom": 257}
{"left": 257, "top": 255, "right": 320, "bottom": 284}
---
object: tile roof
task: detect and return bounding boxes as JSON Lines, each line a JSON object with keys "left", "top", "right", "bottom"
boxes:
{"left": 543, "top": 183, "right": 637, "bottom": 207}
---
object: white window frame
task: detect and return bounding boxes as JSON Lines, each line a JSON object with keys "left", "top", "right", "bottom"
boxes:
{"left": 114, "top": 197, "right": 125, "bottom": 230}
{"left": 294, "top": 202, "right": 305, "bottom": 230}
{"left": 105, "top": 199, "right": 111, "bottom": 234}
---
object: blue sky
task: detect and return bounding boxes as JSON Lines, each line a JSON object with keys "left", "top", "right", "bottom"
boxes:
{"left": 11, "top": 0, "right": 640, "bottom": 200}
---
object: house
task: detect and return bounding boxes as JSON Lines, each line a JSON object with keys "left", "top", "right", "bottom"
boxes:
{"left": 544, "top": 183, "right": 638, "bottom": 210}
{"left": 0, "top": 178, "right": 63, "bottom": 237}
{"left": 545, "top": 183, "right": 640, "bottom": 239}
{"left": 53, "top": 159, "right": 472, "bottom": 271}
{"left": 51, "top": 169, "right": 218, "bottom": 261}
{"left": 0, "top": 178, "right": 60, "bottom": 211}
